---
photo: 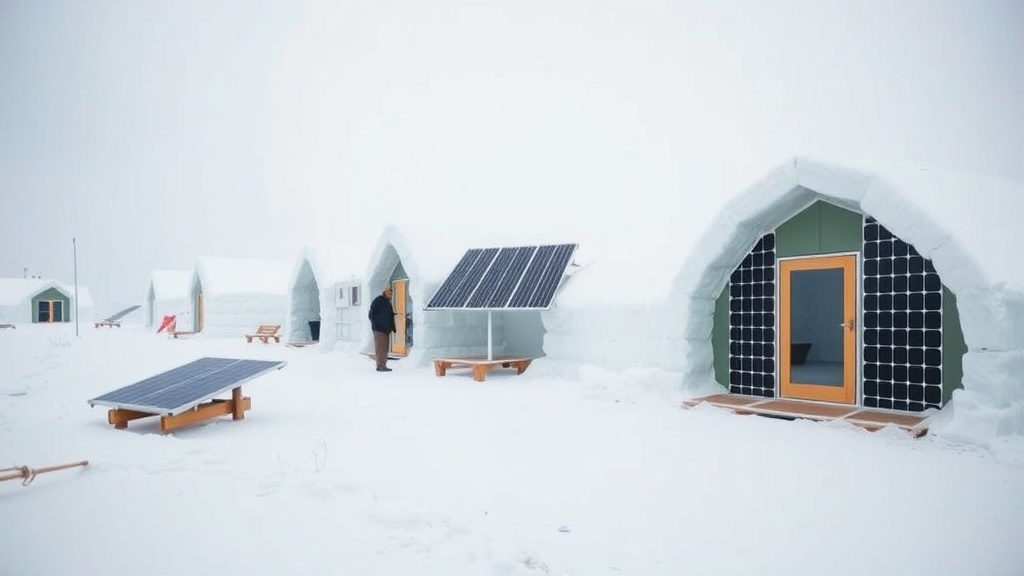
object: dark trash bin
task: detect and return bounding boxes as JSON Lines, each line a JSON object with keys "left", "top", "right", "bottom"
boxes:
{"left": 308, "top": 320, "right": 321, "bottom": 342}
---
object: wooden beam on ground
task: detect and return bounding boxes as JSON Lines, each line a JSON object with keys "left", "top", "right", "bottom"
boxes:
{"left": 683, "top": 393, "right": 930, "bottom": 437}
{"left": 160, "top": 396, "right": 251, "bottom": 433}
{"left": 108, "top": 408, "right": 157, "bottom": 429}
{"left": 0, "top": 460, "right": 88, "bottom": 485}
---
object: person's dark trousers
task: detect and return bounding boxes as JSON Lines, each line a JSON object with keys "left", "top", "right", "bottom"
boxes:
{"left": 373, "top": 330, "right": 391, "bottom": 370}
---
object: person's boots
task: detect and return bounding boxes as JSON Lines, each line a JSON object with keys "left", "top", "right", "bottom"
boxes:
{"left": 376, "top": 365, "right": 392, "bottom": 372}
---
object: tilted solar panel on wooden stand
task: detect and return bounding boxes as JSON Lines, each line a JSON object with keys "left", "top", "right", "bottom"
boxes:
{"left": 88, "top": 357, "right": 286, "bottom": 432}
{"left": 425, "top": 243, "right": 577, "bottom": 378}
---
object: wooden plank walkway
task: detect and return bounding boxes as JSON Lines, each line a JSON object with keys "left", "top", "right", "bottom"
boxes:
{"left": 683, "top": 393, "right": 930, "bottom": 437}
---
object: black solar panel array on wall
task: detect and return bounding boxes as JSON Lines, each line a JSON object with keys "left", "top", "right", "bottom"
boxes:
{"left": 862, "top": 218, "right": 943, "bottom": 412}
{"left": 728, "top": 233, "right": 777, "bottom": 397}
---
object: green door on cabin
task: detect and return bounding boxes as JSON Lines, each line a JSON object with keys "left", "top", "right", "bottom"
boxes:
{"left": 32, "top": 288, "right": 70, "bottom": 323}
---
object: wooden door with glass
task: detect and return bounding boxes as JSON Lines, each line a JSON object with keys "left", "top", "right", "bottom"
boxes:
{"left": 779, "top": 254, "right": 858, "bottom": 403}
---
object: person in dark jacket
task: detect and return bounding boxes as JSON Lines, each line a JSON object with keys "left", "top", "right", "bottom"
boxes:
{"left": 368, "top": 287, "right": 396, "bottom": 372}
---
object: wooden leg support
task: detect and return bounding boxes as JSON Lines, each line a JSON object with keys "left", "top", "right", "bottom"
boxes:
{"left": 231, "top": 387, "right": 244, "bottom": 421}
{"left": 108, "top": 408, "right": 156, "bottom": 429}
{"left": 472, "top": 365, "right": 490, "bottom": 382}
{"left": 159, "top": 393, "right": 251, "bottom": 433}
{"left": 107, "top": 388, "right": 251, "bottom": 433}
{"left": 434, "top": 360, "right": 449, "bottom": 376}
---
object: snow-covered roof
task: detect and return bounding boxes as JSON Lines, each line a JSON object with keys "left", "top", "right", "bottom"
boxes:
{"left": 298, "top": 238, "right": 375, "bottom": 288}
{"left": 146, "top": 270, "right": 192, "bottom": 301}
{"left": 365, "top": 220, "right": 589, "bottom": 287}
{"left": 0, "top": 278, "right": 93, "bottom": 307}
{"left": 668, "top": 155, "right": 1024, "bottom": 298}
{"left": 556, "top": 156, "right": 1024, "bottom": 309}
{"left": 194, "top": 256, "right": 293, "bottom": 297}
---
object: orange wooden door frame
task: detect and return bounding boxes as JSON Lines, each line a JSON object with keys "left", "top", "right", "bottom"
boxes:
{"left": 37, "top": 300, "right": 63, "bottom": 323}
{"left": 196, "top": 292, "right": 204, "bottom": 332}
{"left": 390, "top": 279, "right": 408, "bottom": 356}
{"left": 779, "top": 254, "right": 858, "bottom": 404}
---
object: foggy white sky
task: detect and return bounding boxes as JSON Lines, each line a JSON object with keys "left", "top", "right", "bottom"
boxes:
{"left": 2, "top": 0, "right": 1022, "bottom": 313}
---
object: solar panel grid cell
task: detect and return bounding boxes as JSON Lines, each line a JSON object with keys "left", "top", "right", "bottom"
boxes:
{"left": 509, "top": 245, "right": 556, "bottom": 307}
{"left": 466, "top": 247, "right": 519, "bottom": 308}
{"left": 536, "top": 241, "right": 577, "bottom": 307}
{"left": 527, "top": 243, "right": 575, "bottom": 308}
{"left": 443, "top": 248, "right": 499, "bottom": 308}
{"left": 425, "top": 243, "right": 576, "bottom": 310}
{"left": 154, "top": 362, "right": 277, "bottom": 412}
{"left": 91, "top": 357, "right": 235, "bottom": 406}
{"left": 485, "top": 246, "right": 537, "bottom": 308}
{"left": 426, "top": 248, "right": 483, "bottom": 308}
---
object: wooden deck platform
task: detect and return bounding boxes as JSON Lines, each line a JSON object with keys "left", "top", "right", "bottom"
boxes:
{"left": 433, "top": 356, "right": 533, "bottom": 382}
{"left": 683, "top": 393, "right": 930, "bottom": 437}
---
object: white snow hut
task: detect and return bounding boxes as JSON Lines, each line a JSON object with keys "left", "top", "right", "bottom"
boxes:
{"left": 285, "top": 245, "right": 368, "bottom": 350}
{"left": 548, "top": 156, "right": 1024, "bottom": 442}
{"left": 190, "top": 256, "right": 293, "bottom": 339}
{"left": 363, "top": 223, "right": 580, "bottom": 366}
{"left": 0, "top": 278, "right": 95, "bottom": 324}
{"left": 142, "top": 270, "right": 193, "bottom": 330}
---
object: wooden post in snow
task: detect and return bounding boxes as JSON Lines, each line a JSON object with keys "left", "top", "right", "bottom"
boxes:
{"left": 0, "top": 460, "right": 89, "bottom": 486}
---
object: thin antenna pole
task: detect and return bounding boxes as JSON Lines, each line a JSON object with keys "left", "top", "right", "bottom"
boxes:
{"left": 73, "top": 237, "right": 79, "bottom": 337}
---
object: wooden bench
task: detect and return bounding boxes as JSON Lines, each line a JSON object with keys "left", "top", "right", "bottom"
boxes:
{"left": 0, "top": 323, "right": 14, "bottom": 330}
{"left": 245, "top": 325, "right": 281, "bottom": 344}
{"left": 433, "top": 356, "right": 533, "bottom": 382}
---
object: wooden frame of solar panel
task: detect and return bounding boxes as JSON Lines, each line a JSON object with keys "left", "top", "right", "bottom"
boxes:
{"left": 426, "top": 244, "right": 577, "bottom": 381}
{"left": 88, "top": 357, "right": 286, "bottom": 433}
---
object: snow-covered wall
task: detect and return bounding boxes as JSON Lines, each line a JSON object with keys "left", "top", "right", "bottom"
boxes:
{"left": 286, "top": 256, "right": 321, "bottom": 344}
{"left": 193, "top": 256, "right": 292, "bottom": 339}
{"left": 142, "top": 270, "right": 192, "bottom": 329}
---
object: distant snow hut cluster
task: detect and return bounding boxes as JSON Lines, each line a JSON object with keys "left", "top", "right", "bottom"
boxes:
{"left": 6, "top": 158, "right": 1022, "bottom": 443}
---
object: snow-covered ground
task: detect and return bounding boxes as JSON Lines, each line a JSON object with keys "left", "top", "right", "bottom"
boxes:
{"left": 2, "top": 322, "right": 1023, "bottom": 575}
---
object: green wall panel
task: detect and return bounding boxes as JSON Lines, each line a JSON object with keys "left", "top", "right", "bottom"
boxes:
{"left": 776, "top": 201, "right": 862, "bottom": 258}
{"left": 942, "top": 287, "right": 967, "bottom": 404}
